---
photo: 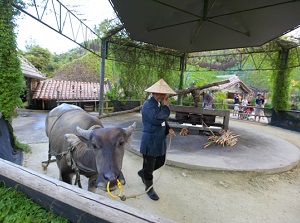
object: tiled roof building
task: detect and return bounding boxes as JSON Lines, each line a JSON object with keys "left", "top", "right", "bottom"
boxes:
{"left": 32, "top": 79, "right": 109, "bottom": 110}
{"left": 33, "top": 79, "right": 108, "bottom": 100}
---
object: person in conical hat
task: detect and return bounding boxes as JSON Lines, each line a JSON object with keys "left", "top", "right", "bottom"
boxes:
{"left": 144, "top": 78, "right": 177, "bottom": 95}
{"left": 138, "top": 79, "right": 175, "bottom": 201}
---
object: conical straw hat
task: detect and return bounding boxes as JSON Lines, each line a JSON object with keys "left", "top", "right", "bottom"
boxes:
{"left": 145, "top": 79, "right": 177, "bottom": 95}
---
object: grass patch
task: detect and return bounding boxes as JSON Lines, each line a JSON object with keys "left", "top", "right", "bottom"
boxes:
{"left": 12, "top": 130, "right": 31, "bottom": 153}
{"left": 0, "top": 181, "right": 69, "bottom": 223}
{"left": 15, "top": 140, "right": 31, "bottom": 153}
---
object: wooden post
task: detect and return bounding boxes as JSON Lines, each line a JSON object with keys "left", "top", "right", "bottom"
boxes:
{"left": 105, "top": 97, "right": 109, "bottom": 114}
{"left": 56, "top": 90, "right": 60, "bottom": 106}
{"left": 178, "top": 53, "right": 186, "bottom": 105}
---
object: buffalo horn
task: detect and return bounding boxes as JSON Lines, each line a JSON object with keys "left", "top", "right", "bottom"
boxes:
{"left": 123, "top": 122, "right": 136, "bottom": 137}
{"left": 76, "top": 126, "right": 92, "bottom": 139}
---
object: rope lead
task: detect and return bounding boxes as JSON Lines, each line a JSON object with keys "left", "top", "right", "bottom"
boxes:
{"left": 109, "top": 136, "right": 173, "bottom": 201}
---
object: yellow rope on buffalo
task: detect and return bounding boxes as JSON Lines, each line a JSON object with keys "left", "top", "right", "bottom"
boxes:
{"left": 107, "top": 179, "right": 123, "bottom": 199}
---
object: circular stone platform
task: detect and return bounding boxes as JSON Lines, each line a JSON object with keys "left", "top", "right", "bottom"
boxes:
{"left": 115, "top": 114, "right": 300, "bottom": 174}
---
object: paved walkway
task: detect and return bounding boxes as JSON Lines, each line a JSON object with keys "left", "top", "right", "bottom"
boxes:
{"left": 13, "top": 109, "right": 300, "bottom": 174}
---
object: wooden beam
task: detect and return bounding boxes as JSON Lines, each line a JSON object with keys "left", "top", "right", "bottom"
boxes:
{"left": 172, "top": 79, "right": 230, "bottom": 96}
{"left": 98, "top": 106, "right": 142, "bottom": 119}
{"left": 0, "top": 158, "right": 175, "bottom": 223}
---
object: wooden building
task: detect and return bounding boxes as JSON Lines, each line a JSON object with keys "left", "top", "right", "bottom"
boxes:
{"left": 19, "top": 55, "right": 47, "bottom": 107}
{"left": 18, "top": 55, "right": 111, "bottom": 111}
{"left": 211, "top": 74, "right": 252, "bottom": 99}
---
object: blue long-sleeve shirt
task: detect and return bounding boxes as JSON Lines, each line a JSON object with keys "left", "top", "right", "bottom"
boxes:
{"left": 140, "top": 96, "right": 170, "bottom": 157}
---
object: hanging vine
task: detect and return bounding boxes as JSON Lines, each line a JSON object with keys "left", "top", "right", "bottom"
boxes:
{"left": 270, "top": 47, "right": 292, "bottom": 111}
{"left": 0, "top": 0, "right": 25, "bottom": 122}
{"left": 108, "top": 40, "right": 181, "bottom": 100}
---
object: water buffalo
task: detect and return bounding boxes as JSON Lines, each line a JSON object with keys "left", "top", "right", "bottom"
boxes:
{"left": 45, "top": 103, "right": 135, "bottom": 192}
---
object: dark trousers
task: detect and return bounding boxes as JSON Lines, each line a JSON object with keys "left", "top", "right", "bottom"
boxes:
{"left": 142, "top": 154, "right": 166, "bottom": 180}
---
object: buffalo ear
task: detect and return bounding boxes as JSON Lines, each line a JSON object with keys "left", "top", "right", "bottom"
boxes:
{"left": 123, "top": 122, "right": 136, "bottom": 138}
{"left": 65, "top": 134, "right": 80, "bottom": 147}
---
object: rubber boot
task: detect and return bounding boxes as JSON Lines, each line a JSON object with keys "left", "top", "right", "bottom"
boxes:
{"left": 137, "top": 169, "right": 145, "bottom": 184}
{"left": 145, "top": 180, "right": 159, "bottom": 200}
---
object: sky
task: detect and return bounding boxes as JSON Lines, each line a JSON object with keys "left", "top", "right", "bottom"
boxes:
{"left": 16, "top": 0, "right": 116, "bottom": 54}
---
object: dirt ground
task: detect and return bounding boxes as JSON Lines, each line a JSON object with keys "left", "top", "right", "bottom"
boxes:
{"left": 17, "top": 112, "right": 300, "bottom": 223}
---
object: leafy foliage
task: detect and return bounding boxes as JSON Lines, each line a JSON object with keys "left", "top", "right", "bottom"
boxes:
{"left": 0, "top": 0, "right": 24, "bottom": 121}
{"left": 185, "top": 65, "right": 219, "bottom": 87}
{"left": 187, "top": 49, "right": 273, "bottom": 92}
{"left": 213, "top": 90, "right": 228, "bottom": 109}
{"left": 0, "top": 181, "right": 68, "bottom": 223}
{"left": 239, "top": 71, "right": 271, "bottom": 91}
{"left": 23, "top": 45, "right": 51, "bottom": 74}
{"left": 110, "top": 42, "right": 180, "bottom": 100}
{"left": 19, "top": 44, "right": 86, "bottom": 77}
{"left": 270, "top": 48, "right": 292, "bottom": 111}
{"left": 53, "top": 53, "right": 100, "bottom": 82}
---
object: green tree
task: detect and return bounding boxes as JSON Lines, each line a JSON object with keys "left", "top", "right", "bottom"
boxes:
{"left": 0, "top": 0, "right": 25, "bottom": 121}
{"left": 185, "top": 65, "right": 219, "bottom": 87}
{"left": 213, "top": 90, "right": 228, "bottom": 109}
{"left": 93, "top": 19, "right": 113, "bottom": 38}
{"left": 241, "top": 70, "right": 271, "bottom": 91}
{"left": 23, "top": 45, "right": 52, "bottom": 75}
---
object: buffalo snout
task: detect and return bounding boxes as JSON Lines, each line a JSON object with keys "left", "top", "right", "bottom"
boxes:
{"left": 96, "top": 171, "right": 125, "bottom": 191}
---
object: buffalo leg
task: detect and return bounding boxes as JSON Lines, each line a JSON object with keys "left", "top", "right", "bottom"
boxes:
{"left": 88, "top": 175, "right": 97, "bottom": 192}
{"left": 57, "top": 158, "right": 73, "bottom": 184}
{"left": 61, "top": 172, "right": 74, "bottom": 184}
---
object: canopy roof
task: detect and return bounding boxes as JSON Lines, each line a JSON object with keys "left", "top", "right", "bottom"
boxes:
{"left": 109, "top": 0, "right": 300, "bottom": 53}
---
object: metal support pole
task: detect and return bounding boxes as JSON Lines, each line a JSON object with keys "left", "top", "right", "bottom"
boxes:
{"left": 98, "top": 25, "right": 124, "bottom": 115}
{"left": 99, "top": 39, "right": 107, "bottom": 115}
{"left": 178, "top": 53, "right": 186, "bottom": 105}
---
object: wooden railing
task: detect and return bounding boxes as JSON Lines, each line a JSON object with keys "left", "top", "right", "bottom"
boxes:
{"left": 57, "top": 98, "right": 142, "bottom": 114}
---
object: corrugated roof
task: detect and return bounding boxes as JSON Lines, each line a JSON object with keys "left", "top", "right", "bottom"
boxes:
{"left": 211, "top": 74, "right": 252, "bottom": 93}
{"left": 18, "top": 55, "right": 46, "bottom": 80}
{"left": 32, "top": 79, "right": 109, "bottom": 100}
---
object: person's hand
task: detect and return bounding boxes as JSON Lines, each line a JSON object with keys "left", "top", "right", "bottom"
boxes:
{"left": 168, "top": 128, "right": 175, "bottom": 137}
{"left": 164, "top": 97, "right": 170, "bottom": 106}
